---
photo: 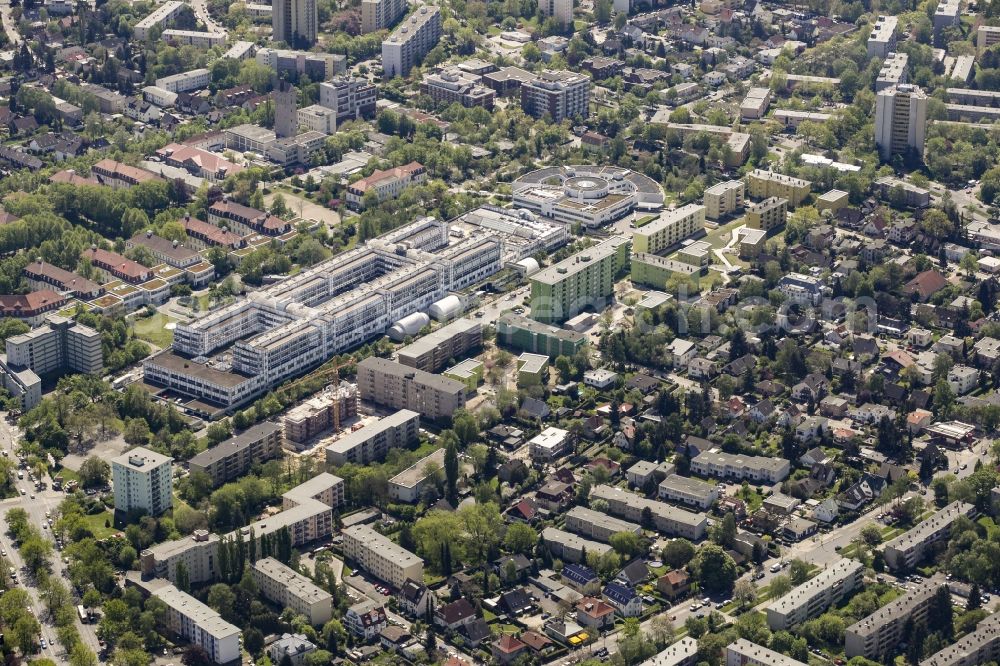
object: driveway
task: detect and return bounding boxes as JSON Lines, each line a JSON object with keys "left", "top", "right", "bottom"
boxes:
{"left": 264, "top": 192, "right": 342, "bottom": 234}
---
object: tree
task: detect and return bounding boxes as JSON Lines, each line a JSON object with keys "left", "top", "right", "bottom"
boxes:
{"left": 927, "top": 586, "right": 954, "bottom": 640}
{"left": 969, "top": 583, "right": 982, "bottom": 610}
{"left": 789, "top": 559, "right": 811, "bottom": 585}
{"left": 206, "top": 420, "right": 232, "bottom": 446}
{"left": 769, "top": 575, "right": 792, "bottom": 599}
{"left": 690, "top": 544, "right": 738, "bottom": 593}
{"left": 78, "top": 456, "right": 111, "bottom": 488}
{"left": 181, "top": 646, "right": 212, "bottom": 666}
{"left": 503, "top": 522, "right": 537, "bottom": 555}
{"left": 733, "top": 579, "right": 757, "bottom": 610}
{"left": 444, "top": 438, "right": 459, "bottom": 505}
{"left": 661, "top": 539, "right": 696, "bottom": 569}
{"left": 609, "top": 531, "right": 642, "bottom": 558}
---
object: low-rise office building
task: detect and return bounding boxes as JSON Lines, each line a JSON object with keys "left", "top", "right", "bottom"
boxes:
{"left": 765, "top": 558, "right": 864, "bottom": 630}
{"left": 342, "top": 524, "right": 424, "bottom": 588}
{"left": 346, "top": 162, "right": 427, "bottom": 210}
{"left": 23, "top": 260, "right": 103, "bottom": 299}
{"left": 388, "top": 447, "right": 446, "bottom": 503}
{"left": 252, "top": 557, "right": 333, "bottom": 626}
{"left": 883, "top": 501, "right": 976, "bottom": 571}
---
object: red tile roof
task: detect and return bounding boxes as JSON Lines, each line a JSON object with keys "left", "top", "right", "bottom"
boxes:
{"left": 0, "top": 290, "right": 66, "bottom": 316}
{"left": 81, "top": 247, "right": 152, "bottom": 283}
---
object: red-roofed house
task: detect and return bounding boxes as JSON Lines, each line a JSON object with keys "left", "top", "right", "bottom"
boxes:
{"left": 903, "top": 270, "right": 948, "bottom": 302}
{"left": 0, "top": 290, "right": 66, "bottom": 325}
{"left": 208, "top": 199, "right": 291, "bottom": 237}
{"left": 81, "top": 247, "right": 153, "bottom": 284}
{"left": 346, "top": 162, "right": 426, "bottom": 210}
{"left": 576, "top": 597, "right": 615, "bottom": 630}
{"left": 180, "top": 215, "right": 246, "bottom": 250}
{"left": 491, "top": 635, "right": 528, "bottom": 665}
{"left": 156, "top": 143, "right": 244, "bottom": 182}
{"left": 91, "top": 159, "right": 163, "bottom": 190}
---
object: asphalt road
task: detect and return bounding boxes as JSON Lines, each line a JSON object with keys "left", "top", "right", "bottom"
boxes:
{"left": 0, "top": 418, "right": 103, "bottom": 660}
{"left": 0, "top": 0, "right": 22, "bottom": 47}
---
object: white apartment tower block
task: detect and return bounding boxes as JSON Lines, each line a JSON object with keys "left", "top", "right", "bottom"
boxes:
{"left": 112, "top": 446, "right": 173, "bottom": 516}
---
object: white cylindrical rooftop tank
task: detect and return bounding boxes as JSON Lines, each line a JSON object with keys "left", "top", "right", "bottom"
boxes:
{"left": 388, "top": 312, "right": 430, "bottom": 341}
{"left": 428, "top": 295, "right": 463, "bottom": 321}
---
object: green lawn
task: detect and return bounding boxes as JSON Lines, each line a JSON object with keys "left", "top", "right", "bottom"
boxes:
{"left": 634, "top": 214, "right": 659, "bottom": 228}
{"left": 132, "top": 312, "right": 176, "bottom": 348}
{"left": 80, "top": 510, "right": 118, "bottom": 539}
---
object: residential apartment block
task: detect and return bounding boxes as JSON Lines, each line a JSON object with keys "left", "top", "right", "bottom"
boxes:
{"left": 540, "top": 527, "right": 612, "bottom": 564}
{"left": 134, "top": 0, "right": 186, "bottom": 40}
{"left": 155, "top": 68, "right": 211, "bottom": 93}
{"left": 845, "top": 583, "right": 944, "bottom": 659}
{"left": 421, "top": 68, "right": 495, "bottom": 109}
{"left": 272, "top": 0, "right": 317, "bottom": 45}
{"left": 703, "top": 180, "right": 744, "bottom": 220}
{"left": 882, "top": 501, "right": 975, "bottom": 571}
{"left": 876, "top": 51, "right": 909, "bottom": 91}
{"left": 868, "top": 15, "right": 898, "bottom": 58}
{"left": 207, "top": 199, "right": 291, "bottom": 237}
{"left": 361, "top": 0, "right": 406, "bottom": 32}
{"left": 589, "top": 484, "right": 707, "bottom": 540}
{"left": 725, "top": 639, "right": 807, "bottom": 666}
{"left": 397, "top": 318, "right": 482, "bottom": 373}
{"left": 382, "top": 5, "right": 442, "bottom": 79}
{"left": 539, "top": 0, "right": 572, "bottom": 27}
{"left": 112, "top": 447, "right": 173, "bottom": 516}
{"left": 346, "top": 161, "right": 427, "bottom": 210}
{"left": 324, "top": 409, "right": 419, "bottom": 466}
{"left": 565, "top": 505, "right": 642, "bottom": 543}
{"left": 140, "top": 530, "right": 221, "bottom": 584}
{"left": 5, "top": 315, "right": 102, "bottom": 378}
{"left": 921, "top": 611, "right": 1000, "bottom": 665}
{"left": 875, "top": 84, "right": 928, "bottom": 161}
{"left": 745, "top": 170, "right": 811, "bottom": 208}
{"left": 691, "top": 451, "right": 790, "bottom": 483}
{"left": 765, "top": 558, "right": 864, "bottom": 630}
{"left": 153, "top": 584, "right": 241, "bottom": 664}
{"left": 342, "top": 524, "right": 424, "bottom": 588}
{"left": 496, "top": 313, "right": 586, "bottom": 358}
{"left": 746, "top": 197, "right": 788, "bottom": 232}
{"left": 632, "top": 204, "right": 705, "bottom": 255}
{"left": 252, "top": 557, "right": 333, "bottom": 626}
{"left": 357, "top": 357, "right": 464, "bottom": 420}
{"left": 979, "top": 24, "right": 1000, "bottom": 55}
{"left": 521, "top": 70, "right": 591, "bottom": 122}
{"left": 284, "top": 383, "right": 358, "bottom": 444}
{"left": 162, "top": 29, "right": 226, "bottom": 48}
{"left": 529, "top": 236, "right": 630, "bottom": 324}
{"left": 188, "top": 422, "right": 284, "bottom": 487}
